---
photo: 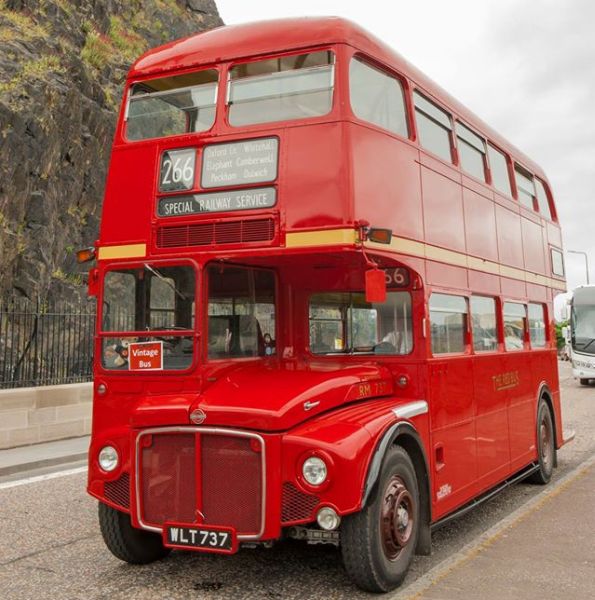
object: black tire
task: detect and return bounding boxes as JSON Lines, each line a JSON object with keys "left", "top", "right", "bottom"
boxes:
{"left": 98, "top": 502, "right": 171, "bottom": 564}
{"left": 526, "top": 401, "right": 555, "bottom": 485}
{"left": 341, "top": 446, "right": 419, "bottom": 593}
{"left": 580, "top": 379, "right": 590, "bottom": 386}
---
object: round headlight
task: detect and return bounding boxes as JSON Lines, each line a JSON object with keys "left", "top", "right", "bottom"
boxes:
{"left": 302, "top": 456, "right": 327, "bottom": 486}
{"left": 317, "top": 507, "right": 341, "bottom": 531}
{"left": 98, "top": 445, "right": 119, "bottom": 472}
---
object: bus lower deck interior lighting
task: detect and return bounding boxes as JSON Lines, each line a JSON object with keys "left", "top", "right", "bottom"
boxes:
{"left": 98, "top": 446, "right": 119, "bottom": 472}
{"left": 317, "top": 507, "right": 341, "bottom": 531}
{"left": 302, "top": 456, "right": 327, "bottom": 486}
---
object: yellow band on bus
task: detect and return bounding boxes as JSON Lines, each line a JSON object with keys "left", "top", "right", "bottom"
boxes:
{"left": 97, "top": 244, "right": 147, "bottom": 260}
{"left": 285, "top": 229, "right": 358, "bottom": 248}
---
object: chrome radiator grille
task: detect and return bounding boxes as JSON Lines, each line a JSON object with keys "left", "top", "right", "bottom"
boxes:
{"left": 137, "top": 428, "right": 265, "bottom": 539}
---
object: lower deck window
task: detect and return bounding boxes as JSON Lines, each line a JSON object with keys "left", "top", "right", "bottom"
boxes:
{"left": 503, "top": 302, "right": 526, "bottom": 350}
{"left": 207, "top": 266, "right": 276, "bottom": 359}
{"left": 101, "top": 265, "right": 196, "bottom": 370}
{"left": 309, "top": 292, "right": 412, "bottom": 355}
{"left": 430, "top": 294, "right": 467, "bottom": 354}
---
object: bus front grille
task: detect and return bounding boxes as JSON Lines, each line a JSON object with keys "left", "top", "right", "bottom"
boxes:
{"left": 138, "top": 429, "right": 264, "bottom": 537}
{"left": 156, "top": 218, "right": 276, "bottom": 248}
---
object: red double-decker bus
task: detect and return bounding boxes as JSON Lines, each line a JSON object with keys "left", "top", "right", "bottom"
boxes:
{"left": 85, "top": 17, "right": 573, "bottom": 592}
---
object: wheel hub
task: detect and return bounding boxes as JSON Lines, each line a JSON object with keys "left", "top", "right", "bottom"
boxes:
{"left": 381, "top": 475, "right": 414, "bottom": 560}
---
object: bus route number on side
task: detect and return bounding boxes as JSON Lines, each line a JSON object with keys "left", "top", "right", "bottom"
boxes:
{"left": 384, "top": 268, "right": 409, "bottom": 288}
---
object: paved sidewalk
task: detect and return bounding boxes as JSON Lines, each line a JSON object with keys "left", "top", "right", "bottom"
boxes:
{"left": 403, "top": 459, "right": 595, "bottom": 600}
{"left": 0, "top": 435, "right": 89, "bottom": 478}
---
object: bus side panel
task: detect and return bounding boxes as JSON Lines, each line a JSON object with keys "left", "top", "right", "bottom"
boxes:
{"left": 504, "top": 352, "right": 537, "bottom": 471}
{"left": 282, "top": 122, "right": 351, "bottom": 231}
{"left": 349, "top": 123, "right": 423, "bottom": 241}
{"left": 427, "top": 358, "right": 477, "bottom": 520}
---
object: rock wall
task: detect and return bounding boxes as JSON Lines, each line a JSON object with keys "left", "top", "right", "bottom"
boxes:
{"left": 0, "top": 0, "right": 223, "bottom": 301}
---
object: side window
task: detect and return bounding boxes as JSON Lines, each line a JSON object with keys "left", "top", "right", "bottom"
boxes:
{"left": 470, "top": 296, "right": 497, "bottom": 352}
{"left": 528, "top": 303, "right": 547, "bottom": 348}
{"left": 515, "top": 165, "right": 536, "bottom": 210}
{"left": 309, "top": 292, "right": 413, "bottom": 355}
{"left": 551, "top": 248, "right": 565, "bottom": 277}
{"left": 503, "top": 302, "right": 526, "bottom": 351}
{"left": 429, "top": 293, "right": 467, "bottom": 354}
{"left": 349, "top": 57, "right": 409, "bottom": 137}
{"left": 414, "top": 92, "right": 453, "bottom": 163}
{"left": 456, "top": 122, "right": 487, "bottom": 181}
{"left": 487, "top": 144, "right": 512, "bottom": 197}
{"left": 535, "top": 179, "right": 553, "bottom": 220}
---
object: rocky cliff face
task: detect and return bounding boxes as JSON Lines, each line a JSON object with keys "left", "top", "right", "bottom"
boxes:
{"left": 0, "top": 0, "right": 222, "bottom": 301}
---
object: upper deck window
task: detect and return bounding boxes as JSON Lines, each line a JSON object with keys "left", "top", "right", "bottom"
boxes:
{"left": 487, "top": 144, "right": 512, "bottom": 197}
{"left": 515, "top": 165, "right": 537, "bottom": 210}
{"left": 227, "top": 51, "right": 334, "bottom": 127}
{"left": 414, "top": 92, "right": 453, "bottom": 163}
{"left": 126, "top": 70, "right": 218, "bottom": 141}
{"left": 456, "top": 122, "right": 487, "bottom": 181}
{"left": 349, "top": 57, "right": 408, "bottom": 137}
{"left": 535, "top": 178, "right": 553, "bottom": 220}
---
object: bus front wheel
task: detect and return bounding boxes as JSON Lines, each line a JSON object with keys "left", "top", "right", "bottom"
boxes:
{"left": 341, "top": 446, "right": 419, "bottom": 592}
{"left": 580, "top": 378, "right": 590, "bottom": 386}
{"left": 527, "top": 401, "right": 555, "bottom": 485}
{"left": 98, "top": 502, "right": 171, "bottom": 564}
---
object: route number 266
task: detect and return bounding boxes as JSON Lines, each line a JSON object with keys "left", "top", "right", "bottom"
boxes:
{"left": 384, "top": 267, "right": 410, "bottom": 288}
{"left": 160, "top": 149, "right": 196, "bottom": 192}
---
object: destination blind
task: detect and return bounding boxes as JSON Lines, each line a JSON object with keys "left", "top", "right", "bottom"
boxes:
{"left": 157, "top": 187, "right": 276, "bottom": 217}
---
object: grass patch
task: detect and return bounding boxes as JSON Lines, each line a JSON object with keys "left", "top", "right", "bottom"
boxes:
{"left": 0, "top": 55, "right": 65, "bottom": 95}
{"left": 81, "top": 29, "right": 115, "bottom": 70}
{"left": 108, "top": 15, "right": 147, "bottom": 62}
{"left": 0, "top": 1, "right": 50, "bottom": 41}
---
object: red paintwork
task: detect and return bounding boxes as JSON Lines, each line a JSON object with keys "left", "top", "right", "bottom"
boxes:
{"left": 88, "top": 17, "right": 566, "bottom": 544}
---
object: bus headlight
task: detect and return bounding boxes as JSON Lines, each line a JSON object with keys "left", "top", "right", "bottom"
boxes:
{"left": 98, "top": 446, "right": 119, "bottom": 472}
{"left": 317, "top": 507, "right": 341, "bottom": 531}
{"left": 302, "top": 456, "right": 327, "bottom": 486}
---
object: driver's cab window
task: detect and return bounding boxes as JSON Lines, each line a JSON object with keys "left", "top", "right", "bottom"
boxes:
{"left": 101, "top": 265, "right": 196, "bottom": 371}
{"left": 207, "top": 265, "right": 276, "bottom": 359}
{"left": 309, "top": 292, "right": 412, "bottom": 355}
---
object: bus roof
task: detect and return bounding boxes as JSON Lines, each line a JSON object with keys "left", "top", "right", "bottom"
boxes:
{"left": 129, "top": 16, "right": 546, "bottom": 179}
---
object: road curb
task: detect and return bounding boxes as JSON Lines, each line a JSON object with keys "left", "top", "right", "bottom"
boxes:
{"left": 0, "top": 451, "right": 88, "bottom": 478}
{"left": 389, "top": 452, "right": 595, "bottom": 600}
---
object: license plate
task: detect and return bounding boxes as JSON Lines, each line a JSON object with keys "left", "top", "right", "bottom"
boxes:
{"left": 163, "top": 523, "right": 237, "bottom": 554}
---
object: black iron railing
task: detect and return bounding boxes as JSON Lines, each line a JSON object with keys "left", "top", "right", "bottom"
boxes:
{"left": 0, "top": 297, "right": 96, "bottom": 389}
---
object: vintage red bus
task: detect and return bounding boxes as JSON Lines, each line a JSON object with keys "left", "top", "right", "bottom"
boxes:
{"left": 85, "top": 17, "right": 573, "bottom": 592}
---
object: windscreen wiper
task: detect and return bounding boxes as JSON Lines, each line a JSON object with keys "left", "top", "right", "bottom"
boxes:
{"left": 144, "top": 264, "right": 188, "bottom": 300}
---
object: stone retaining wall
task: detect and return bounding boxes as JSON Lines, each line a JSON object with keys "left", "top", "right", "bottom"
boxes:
{"left": 0, "top": 383, "right": 92, "bottom": 449}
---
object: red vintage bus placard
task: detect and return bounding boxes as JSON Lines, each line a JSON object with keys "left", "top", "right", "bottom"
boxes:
{"left": 128, "top": 341, "right": 163, "bottom": 371}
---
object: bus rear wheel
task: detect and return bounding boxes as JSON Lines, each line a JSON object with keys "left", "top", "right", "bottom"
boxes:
{"left": 98, "top": 502, "right": 171, "bottom": 564}
{"left": 527, "top": 401, "right": 555, "bottom": 485}
{"left": 341, "top": 446, "right": 419, "bottom": 592}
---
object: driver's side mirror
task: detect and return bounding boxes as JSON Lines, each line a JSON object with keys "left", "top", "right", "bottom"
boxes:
{"left": 365, "top": 268, "right": 386, "bottom": 303}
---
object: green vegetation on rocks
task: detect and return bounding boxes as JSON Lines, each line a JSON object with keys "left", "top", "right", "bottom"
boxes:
{"left": 0, "top": 0, "right": 222, "bottom": 301}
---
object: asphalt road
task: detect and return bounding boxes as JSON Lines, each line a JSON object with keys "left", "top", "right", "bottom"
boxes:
{"left": 1, "top": 361, "right": 593, "bottom": 600}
